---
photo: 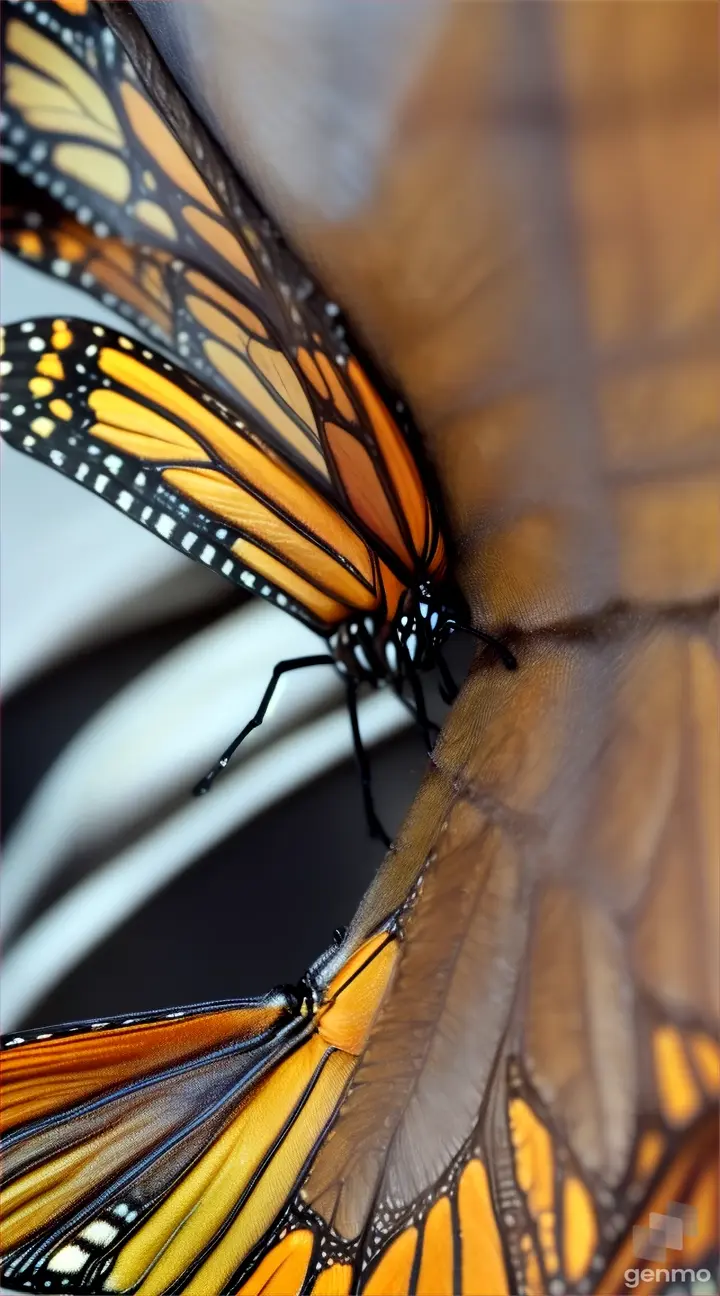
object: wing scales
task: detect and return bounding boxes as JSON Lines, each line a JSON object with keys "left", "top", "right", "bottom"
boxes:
{"left": 2, "top": 0, "right": 447, "bottom": 584}
{"left": 0, "top": 933, "right": 398, "bottom": 1295}
{"left": 1, "top": 318, "right": 386, "bottom": 632}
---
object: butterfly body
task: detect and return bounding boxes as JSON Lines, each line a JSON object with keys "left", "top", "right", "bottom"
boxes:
{"left": 329, "top": 581, "right": 457, "bottom": 684}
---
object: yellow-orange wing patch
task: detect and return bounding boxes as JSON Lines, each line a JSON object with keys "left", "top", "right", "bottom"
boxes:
{"left": 1, "top": 927, "right": 400, "bottom": 1296}
{"left": 357, "top": 1153, "right": 511, "bottom": 1296}
{"left": 234, "top": 1231, "right": 314, "bottom": 1295}
{"left": 1, "top": 318, "right": 396, "bottom": 635}
{"left": 458, "top": 1160, "right": 509, "bottom": 1296}
{"left": 2, "top": 189, "right": 174, "bottom": 339}
{"left": 300, "top": 345, "right": 446, "bottom": 581}
{"left": 1, "top": 1, "right": 265, "bottom": 295}
{"left": 4, "top": 3, "right": 448, "bottom": 578}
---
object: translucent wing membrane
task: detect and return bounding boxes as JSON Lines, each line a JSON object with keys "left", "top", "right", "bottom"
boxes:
{"left": 1, "top": 0, "right": 446, "bottom": 588}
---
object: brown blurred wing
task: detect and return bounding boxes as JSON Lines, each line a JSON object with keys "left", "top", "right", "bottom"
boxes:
{"left": 300, "top": 622, "right": 719, "bottom": 1293}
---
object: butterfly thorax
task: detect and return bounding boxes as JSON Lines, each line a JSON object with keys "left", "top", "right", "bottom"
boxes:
{"left": 330, "top": 583, "right": 457, "bottom": 685}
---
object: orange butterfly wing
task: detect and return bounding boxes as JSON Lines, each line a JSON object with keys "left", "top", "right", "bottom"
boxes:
{"left": 3, "top": 4, "right": 717, "bottom": 1292}
{"left": 2, "top": 0, "right": 446, "bottom": 590}
{"left": 0, "top": 931, "right": 399, "bottom": 1294}
{"left": 2, "top": 172, "right": 175, "bottom": 340}
{"left": 1, "top": 631, "right": 718, "bottom": 1294}
{"left": 2, "top": 1, "right": 259, "bottom": 291}
{"left": 0, "top": 319, "right": 397, "bottom": 633}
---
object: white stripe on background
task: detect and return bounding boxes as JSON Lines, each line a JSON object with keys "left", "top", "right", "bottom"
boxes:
{"left": 2, "top": 687, "right": 408, "bottom": 1030}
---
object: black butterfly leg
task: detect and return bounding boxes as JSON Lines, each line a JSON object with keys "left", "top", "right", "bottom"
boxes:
{"left": 403, "top": 661, "right": 435, "bottom": 756}
{"left": 393, "top": 688, "right": 441, "bottom": 739}
{"left": 345, "top": 678, "right": 391, "bottom": 848}
{"left": 194, "top": 654, "right": 335, "bottom": 794}
{"left": 435, "top": 647, "right": 459, "bottom": 704}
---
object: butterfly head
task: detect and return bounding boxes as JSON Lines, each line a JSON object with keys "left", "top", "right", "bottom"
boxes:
{"left": 330, "top": 584, "right": 456, "bottom": 685}
{"left": 391, "top": 583, "right": 517, "bottom": 677}
{"left": 386, "top": 583, "right": 450, "bottom": 673}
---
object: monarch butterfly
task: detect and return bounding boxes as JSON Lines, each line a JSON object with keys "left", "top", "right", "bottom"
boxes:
{"left": 0, "top": 0, "right": 515, "bottom": 844}
{"left": 3, "top": 4, "right": 718, "bottom": 1295}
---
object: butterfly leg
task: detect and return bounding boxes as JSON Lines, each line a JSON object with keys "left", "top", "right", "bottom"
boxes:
{"left": 394, "top": 688, "right": 442, "bottom": 739}
{"left": 194, "top": 654, "right": 335, "bottom": 794}
{"left": 344, "top": 679, "right": 392, "bottom": 848}
{"left": 435, "top": 647, "right": 459, "bottom": 704}
{"left": 403, "top": 661, "right": 436, "bottom": 756}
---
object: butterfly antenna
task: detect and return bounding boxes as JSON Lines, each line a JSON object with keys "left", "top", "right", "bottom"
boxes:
{"left": 447, "top": 623, "right": 517, "bottom": 671}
